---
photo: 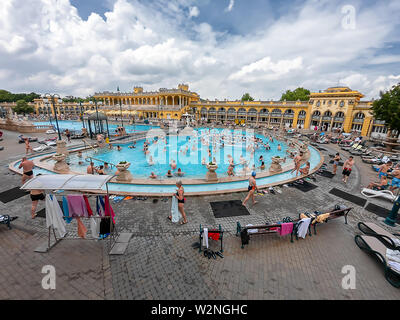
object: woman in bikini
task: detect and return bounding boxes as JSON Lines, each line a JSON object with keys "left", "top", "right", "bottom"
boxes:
{"left": 332, "top": 153, "right": 341, "bottom": 175}
{"left": 168, "top": 181, "right": 188, "bottom": 224}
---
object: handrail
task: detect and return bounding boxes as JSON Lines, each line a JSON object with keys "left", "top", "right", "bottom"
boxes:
{"left": 85, "top": 156, "right": 116, "bottom": 168}
{"left": 82, "top": 139, "right": 98, "bottom": 153}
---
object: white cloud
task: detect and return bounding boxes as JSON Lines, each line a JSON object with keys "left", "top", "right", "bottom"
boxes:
{"left": 228, "top": 57, "right": 303, "bottom": 82}
{"left": 0, "top": 0, "right": 399, "bottom": 100}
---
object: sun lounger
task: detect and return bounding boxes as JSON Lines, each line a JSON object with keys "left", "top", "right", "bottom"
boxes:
{"left": 33, "top": 145, "right": 51, "bottom": 152}
{"left": 355, "top": 234, "right": 400, "bottom": 287}
{"left": 361, "top": 188, "right": 396, "bottom": 202}
{"left": 358, "top": 222, "right": 400, "bottom": 250}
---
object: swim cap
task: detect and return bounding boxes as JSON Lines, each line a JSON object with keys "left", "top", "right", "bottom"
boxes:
{"left": 252, "top": 171, "right": 256, "bottom": 177}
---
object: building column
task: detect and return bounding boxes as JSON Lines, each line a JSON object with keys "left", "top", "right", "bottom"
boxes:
{"left": 342, "top": 106, "right": 354, "bottom": 133}
{"left": 292, "top": 112, "right": 299, "bottom": 129}
{"left": 361, "top": 117, "right": 373, "bottom": 137}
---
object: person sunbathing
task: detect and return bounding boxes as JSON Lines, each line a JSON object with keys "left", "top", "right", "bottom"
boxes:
{"left": 389, "top": 168, "right": 400, "bottom": 191}
{"left": 367, "top": 176, "right": 388, "bottom": 191}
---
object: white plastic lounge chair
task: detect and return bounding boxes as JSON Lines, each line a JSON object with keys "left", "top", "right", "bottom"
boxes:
{"left": 361, "top": 188, "right": 396, "bottom": 202}
{"left": 355, "top": 234, "right": 400, "bottom": 287}
{"left": 33, "top": 145, "right": 51, "bottom": 152}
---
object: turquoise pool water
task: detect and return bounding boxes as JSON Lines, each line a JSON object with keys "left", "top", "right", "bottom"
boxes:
{"left": 54, "top": 128, "right": 293, "bottom": 179}
{"left": 13, "top": 129, "right": 321, "bottom": 194}
{"left": 34, "top": 120, "right": 159, "bottom": 134}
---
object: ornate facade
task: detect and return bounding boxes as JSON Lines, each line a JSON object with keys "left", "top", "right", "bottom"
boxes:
{"left": 31, "top": 85, "right": 387, "bottom": 138}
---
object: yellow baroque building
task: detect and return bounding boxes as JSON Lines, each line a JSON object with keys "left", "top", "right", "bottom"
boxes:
{"left": 32, "top": 85, "right": 388, "bottom": 138}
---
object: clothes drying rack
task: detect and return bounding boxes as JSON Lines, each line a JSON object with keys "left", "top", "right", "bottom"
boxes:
{"left": 20, "top": 174, "right": 124, "bottom": 255}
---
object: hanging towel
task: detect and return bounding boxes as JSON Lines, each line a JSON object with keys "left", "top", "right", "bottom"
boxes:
{"left": 76, "top": 217, "right": 87, "bottom": 239}
{"left": 171, "top": 196, "right": 180, "bottom": 223}
{"left": 62, "top": 196, "right": 72, "bottom": 224}
{"left": 45, "top": 195, "right": 66, "bottom": 238}
{"left": 297, "top": 218, "right": 311, "bottom": 239}
{"left": 208, "top": 232, "right": 220, "bottom": 241}
{"left": 278, "top": 222, "right": 293, "bottom": 236}
{"left": 100, "top": 217, "right": 111, "bottom": 236}
{"left": 83, "top": 195, "right": 93, "bottom": 217}
{"left": 96, "top": 196, "right": 105, "bottom": 216}
{"left": 202, "top": 228, "right": 209, "bottom": 249}
{"left": 104, "top": 196, "right": 116, "bottom": 224}
{"left": 67, "top": 195, "right": 88, "bottom": 217}
{"left": 90, "top": 218, "right": 100, "bottom": 239}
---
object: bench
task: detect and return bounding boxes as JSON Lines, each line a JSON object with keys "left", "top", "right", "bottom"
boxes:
{"left": 299, "top": 207, "right": 352, "bottom": 236}
{"left": 236, "top": 219, "right": 312, "bottom": 249}
{"left": 0, "top": 215, "right": 18, "bottom": 230}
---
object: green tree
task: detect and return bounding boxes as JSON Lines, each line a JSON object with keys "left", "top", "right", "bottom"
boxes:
{"left": 280, "top": 87, "right": 310, "bottom": 101}
{"left": 13, "top": 100, "right": 34, "bottom": 115}
{"left": 372, "top": 83, "right": 400, "bottom": 138}
{"left": 0, "top": 90, "right": 40, "bottom": 102}
{"left": 241, "top": 93, "right": 254, "bottom": 101}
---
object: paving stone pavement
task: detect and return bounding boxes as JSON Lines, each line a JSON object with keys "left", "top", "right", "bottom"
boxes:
{"left": 1, "top": 140, "right": 400, "bottom": 299}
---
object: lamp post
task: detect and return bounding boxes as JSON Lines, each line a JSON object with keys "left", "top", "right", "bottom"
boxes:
{"left": 79, "top": 101, "right": 85, "bottom": 129}
{"left": 43, "top": 94, "right": 62, "bottom": 140}
{"left": 118, "top": 101, "right": 124, "bottom": 127}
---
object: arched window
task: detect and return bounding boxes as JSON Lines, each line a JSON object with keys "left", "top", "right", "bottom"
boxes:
{"left": 312, "top": 110, "right": 321, "bottom": 116}
{"left": 316, "top": 101, "right": 321, "bottom": 107}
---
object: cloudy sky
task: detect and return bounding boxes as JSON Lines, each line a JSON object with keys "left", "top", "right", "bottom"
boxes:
{"left": 0, "top": 0, "right": 399, "bottom": 100}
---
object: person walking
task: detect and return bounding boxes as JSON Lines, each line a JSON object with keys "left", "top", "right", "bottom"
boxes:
{"left": 169, "top": 181, "right": 187, "bottom": 225}
{"left": 18, "top": 156, "right": 34, "bottom": 184}
{"left": 242, "top": 171, "right": 258, "bottom": 206}
{"left": 342, "top": 156, "right": 355, "bottom": 184}
{"left": 25, "top": 138, "right": 33, "bottom": 154}
{"left": 332, "top": 152, "right": 341, "bottom": 175}
{"left": 30, "top": 188, "right": 45, "bottom": 219}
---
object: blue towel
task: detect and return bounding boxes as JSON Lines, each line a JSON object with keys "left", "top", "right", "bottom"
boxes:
{"left": 62, "top": 196, "right": 72, "bottom": 223}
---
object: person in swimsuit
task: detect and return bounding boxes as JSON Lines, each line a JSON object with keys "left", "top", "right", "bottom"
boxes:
{"left": 332, "top": 153, "right": 341, "bottom": 175}
{"left": 19, "top": 157, "right": 34, "bottom": 185}
{"left": 389, "top": 167, "right": 400, "bottom": 191}
{"left": 25, "top": 138, "right": 33, "bottom": 155}
{"left": 168, "top": 181, "right": 188, "bottom": 224}
{"left": 299, "top": 161, "right": 310, "bottom": 175}
{"left": 291, "top": 152, "right": 303, "bottom": 177}
{"left": 65, "top": 129, "right": 71, "bottom": 142}
{"left": 378, "top": 161, "right": 392, "bottom": 182}
{"left": 242, "top": 171, "right": 258, "bottom": 206}
{"left": 97, "top": 165, "right": 105, "bottom": 175}
{"left": 30, "top": 189, "right": 45, "bottom": 219}
{"left": 342, "top": 156, "right": 354, "bottom": 184}
{"left": 367, "top": 176, "right": 388, "bottom": 191}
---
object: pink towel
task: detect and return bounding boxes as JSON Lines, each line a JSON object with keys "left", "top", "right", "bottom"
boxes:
{"left": 278, "top": 222, "right": 293, "bottom": 236}
{"left": 67, "top": 195, "right": 88, "bottom": 217}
